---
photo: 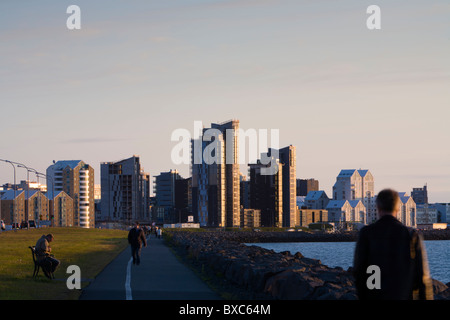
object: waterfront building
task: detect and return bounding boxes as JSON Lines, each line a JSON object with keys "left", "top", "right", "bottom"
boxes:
{"left": 332, "top": 169, "right": 375, "bottom": 225}
{"left": 398, "top": 192, "right": 417, "bottom": 227}
{"left": 332, "top": 169, "right": 374, "bottom": 201}
{"left": 25, "top": 190, "right": 49, "bottom": 222}
{"left": 365, "top": 192, "right": 417, "bottom": 227}
{"left": 174, "top": 177, "right": 192, "bottom": 223}
{"left": 298, "top": 209, "right": 328, "bottom": 227}
{"left": 0, "top": 190, "right": 25, "bottom": 224}
{"left": 100, "top": 155, "right": 150, "bottom": 224}
{"left": 154, "top": 169, "right": 182, "bottom": 207}
{"left": 411, "top": 185, "right": 428, "bottom": 205}
{"left": 326, "top": 199, "right": 366, "bottom": 226}
{"left": 363, "top": 195, "right": 377, "bottom": 224}
{"left": 254, "top": 145, "right": 296, "bottom": 227}
{"left": 348, "top": 200, "right": 366, "bottom": 224}
{"left": 333, "top": 170, "right": 361, "bottom": 200}
{"left": 47, "top": 190, "right": 74, "bottom": 227}
{"left": 434, "top": 203, "right": 450, "bottom": 223}
{"left": 240, "top": 179, "right": 250, "bottom": 209}
{"left": 240, "top": 208, "right": 261, "bottom": 228}
{"left": 416, "top": 204, "right": 438, "bottom": 226}
{"left": 212, "top": 120, "right": 241, "bottom": 227}
{"left": 278, "top": 145, "right": 297, "bottom": 228}
{"left": 249, "top": 156, "right": 283, "bottom": 228}
{"left": 191, "top": 120, "right": 240, "bottom": 227}
{"left": 297, "top": 179, "right": 319, "bottom": 196}
{"left": 326, "top": 200, "right": 349, "bottom": 223}
{"left": 304, "top": 190, "right": 330, "bottom": 210}
{"left": 47, "top": 160, "right": 95, "bottom": 228}
{"left": 154, "top": 169, "right": 187, "bottom": 223}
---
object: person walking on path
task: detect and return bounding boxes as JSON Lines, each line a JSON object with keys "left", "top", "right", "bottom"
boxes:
{"left": 157, "top": 227, "right": 163, "bottom": 239}
{"left": 35, "top": 233, "right": 60, "bottom": 279}
{"left": 128, "top": 221, "right": 147, "bottom": 265}
{"left": 353, "top": 188, "right": 433, "bottom": 300}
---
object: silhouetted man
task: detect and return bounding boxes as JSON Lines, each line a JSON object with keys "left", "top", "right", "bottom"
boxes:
{"left": 128, "top": 221, "right": 147, "bottom": 265}
{"left": 353, "top": 189, "right": 433, "bottom": 300}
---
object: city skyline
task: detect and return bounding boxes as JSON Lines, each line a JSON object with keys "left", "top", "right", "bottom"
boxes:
{"left": 1, "top": 1, "right": 449, "bottom": 202}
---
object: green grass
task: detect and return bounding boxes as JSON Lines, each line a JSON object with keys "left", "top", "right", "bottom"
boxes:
{"left": 0, "top": 227, "right": 128, "bottom": 300}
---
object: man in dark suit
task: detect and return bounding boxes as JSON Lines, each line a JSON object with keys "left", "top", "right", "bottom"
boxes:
{"left": 128, "top": 221, "right": 147, "bottom": 265}
{"left": 353, "top": 189, "right": 433, "bottom": 300}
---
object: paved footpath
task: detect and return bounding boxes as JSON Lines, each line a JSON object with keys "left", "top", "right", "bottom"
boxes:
{"left": 80, "top": 236, "right": 222, "bottom": 300}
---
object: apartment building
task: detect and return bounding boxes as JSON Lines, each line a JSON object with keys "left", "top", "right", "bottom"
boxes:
{"left": 47, "top": 190, "right": 74, "bottom": 227}
{"left": 278, "top": 145, "right": 297, "bottom": 228}
{"left": 0, "top": 190, "right": 25, "bottom": 224}
{"left": 304, "top": 190, "right": 330, "bottom": 210}
{"left": 100, "top": 155, "right": 150, "bottom": 224}
{"left": 191, "top": 120, "right": 240, "bottom": 227}
{"left": 47, "top": 160, "right": 95, "bottom": 228}
{"left": 326, "top": 199, "right": 366, "bottom": 224}
{"left": 249, "top": 157, "right": 283, "bottom": 228}
{"left": 297, "top": 179, "right": 319, "bottom": 196}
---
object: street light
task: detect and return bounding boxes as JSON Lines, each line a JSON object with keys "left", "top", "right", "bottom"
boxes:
{"left": 16, "top": 163, "right": 34, "bottom": 224}
{"left": 28, "top": 168, "right": 43, "bottom": 224}
{"left": 36, "top": 171, "right": 54, "bottom": 227}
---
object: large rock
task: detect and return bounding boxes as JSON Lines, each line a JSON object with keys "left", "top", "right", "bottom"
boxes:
{"left": 264, "top": 269, "right": 324, "bottom": 299}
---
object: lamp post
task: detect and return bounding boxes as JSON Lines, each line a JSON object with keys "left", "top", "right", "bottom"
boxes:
{"left": 16, "top": 163, "right": 33, "bottom": 224}
{"left": 0, "top": 159, "right": 17, "bottom": 229}
{"left": 28, "top": 168, "right": 42, "bottom": 224}
{"left": 36, "top": 172, "right": 54, "bottom": 227}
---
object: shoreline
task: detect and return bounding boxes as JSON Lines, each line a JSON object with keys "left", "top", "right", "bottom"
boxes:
{"left": 165, "top": 229, "right": 450, "bottom": 300}
{"left": 181, "top": 228, "right": 450, "bottom": 244}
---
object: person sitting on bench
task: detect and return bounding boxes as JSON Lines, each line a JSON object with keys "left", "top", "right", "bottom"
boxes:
{"left": 35, "top": 234, "right": 60, "bottom": 279}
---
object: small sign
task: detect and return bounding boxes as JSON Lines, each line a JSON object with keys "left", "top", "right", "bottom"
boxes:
{"left": 188, "top": 215, "right": 194, "bottom": 222}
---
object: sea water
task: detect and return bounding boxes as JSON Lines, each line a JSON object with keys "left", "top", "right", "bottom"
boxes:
{"left": 249, "top": 240, "right": 450, "bottom": 284}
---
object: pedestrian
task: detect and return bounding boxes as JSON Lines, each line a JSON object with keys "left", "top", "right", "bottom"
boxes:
{"left": 157, "top": 227, "right": 162, "bottom": 239}
{"left": 353, "top": 188, "right": 433, "bottom": 300}
{"left": 128, "top": 221, "right": 147, "bottom": 265}
{"left": 35, "top": 233, "right": 60, "bottom": 279}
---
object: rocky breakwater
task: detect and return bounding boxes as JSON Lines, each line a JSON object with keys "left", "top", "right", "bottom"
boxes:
{"left": 166, "top": 230, "right": 450, "bottom": 300}
{"left": 167, "top": 230, "right": 357, "bottom": 300}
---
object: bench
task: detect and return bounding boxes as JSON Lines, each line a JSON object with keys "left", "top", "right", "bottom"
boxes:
{"left": 29, "top": 246, "right": 54, "bottom": 279}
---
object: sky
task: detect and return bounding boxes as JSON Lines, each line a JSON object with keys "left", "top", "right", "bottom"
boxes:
{"left": 0, "top": 0, "right": 449, "bottom": 202}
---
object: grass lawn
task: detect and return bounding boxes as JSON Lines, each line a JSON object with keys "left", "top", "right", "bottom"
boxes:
{"left": 0, "top": 227, "right": 128, "bottom": 300}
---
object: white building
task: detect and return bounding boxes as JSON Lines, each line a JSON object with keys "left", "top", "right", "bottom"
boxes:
{"left": 332, "top": 169, "right": 374, "bottom": 201}
{"left": 349, "top": 200, "right": 367, "bottom": 224}
{"left": 333, "top": 170, "right": 361, "bottom": 201}
{"left": 332, "top": 169, "right": 374, "bottom": 224}
{"left": 398, "top": 192, "right": 417, "bottom": 228}
{"left": 47, "top": 160, "right": 95, "bottom": 228}
{"left": 363, "top": 195, "right": 377, "bottom": 224}
{"left": 304, "top": 190, "right": 330, "bottom": 210}
{"left": 326, "top": 199, "right": 366, "bottom": 224}
{"left": 364, "top": 192, "right": 417, "bottom": 227}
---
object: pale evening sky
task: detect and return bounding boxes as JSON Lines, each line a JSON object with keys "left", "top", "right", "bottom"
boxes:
{"left": 0, "top": 0, "right": 449, "bottom": 202}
